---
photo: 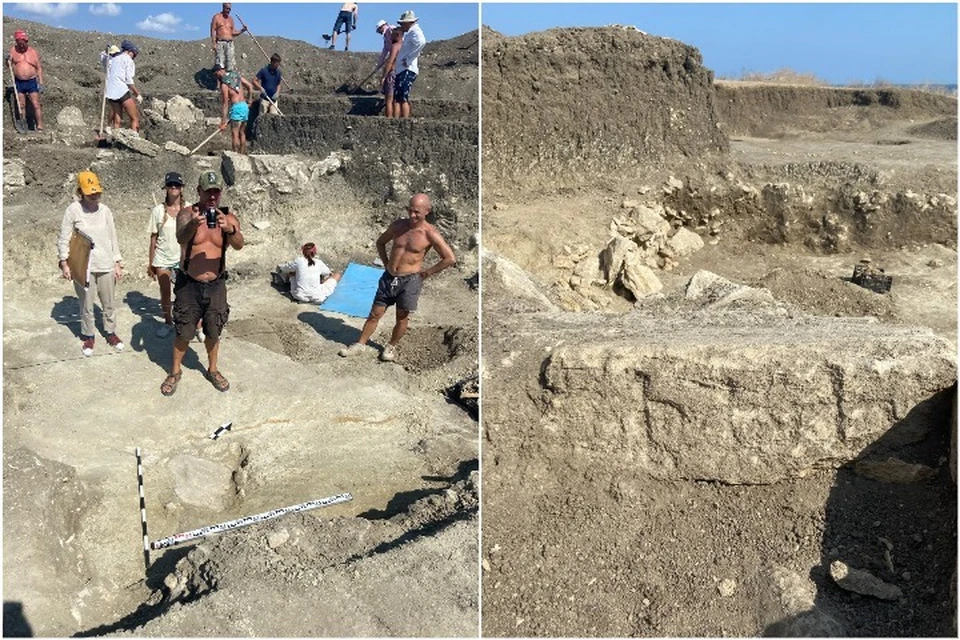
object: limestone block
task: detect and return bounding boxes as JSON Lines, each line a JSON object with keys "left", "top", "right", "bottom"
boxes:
{"left": 113, "top": 128, "right": 159, "bottom": 157}
{"left": 251, "top": 154, "right": 310, "bottom": 194}
{"left": 55, "top": 106, "right": 85, "bottom": 128}
{"left": 666, "top": 227, "right": 704, "bottom": 259}
{"left": 165, "top": 95, "right": 204, "bottom": 130}
{"left": 830, "top": 561, "right": 902, "bottom": 601}
{"left": 685, "top": 270, "right": 774, "bottom": 308}
{"left": 221, "top": 151, "right": 254, "bottom": 187}
{"left": 632, "top": 204, "right": 671, "bottom": 242}
{"left": 4, "top": 158, "right": 26, "bottom": 188}
{"left": 537, "top": 313, "right": 956, "bottom": 484}
{"left": 164, "top": 141, "right": 191, "bottom": 156}
{"left": 169, "top": 455, "right": 234, "bottom": 511}
{"left": 600, "top": 235, "right": 636, "bottom": 284}
{"left": 620, "top": 252, "right": 662, "bottom": 298}
{"left": 482, "top": 250, "right": 557, "bottom": 312}
{"left": 311, "top": 152, "right": 343, "bottom": 178}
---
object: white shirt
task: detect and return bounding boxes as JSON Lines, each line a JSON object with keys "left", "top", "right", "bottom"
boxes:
{"left": 280, "top": 255, "right": 333, "bottom": 303}
{"left": 146, "top": 204, "right": 181, "bottom": 268}
{"left": 396, "top": 23, "right": 426, "bottom": 76}
{"left": 58, "top": 201, "right": 122, "bottom": 272}
{"left": 105, "top": 53, "right": 135, "bottom": 100}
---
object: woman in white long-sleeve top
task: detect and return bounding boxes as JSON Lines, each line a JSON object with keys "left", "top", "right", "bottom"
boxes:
{"left": 57, "top": 171, "right": 125, "bottom": 357}
{"left": 278, "top": 242, "right": 341, "bottom": 303}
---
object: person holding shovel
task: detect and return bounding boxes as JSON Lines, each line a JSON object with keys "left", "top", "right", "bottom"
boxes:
{"left": 213, "top": 64, "right": 257, "bottom": 153}
{"left": 394, "top": 10, "right": 426, "bottom": 118}
{"left": 6, "top": 29, "right": 44, "bottom": 131}
{"left": 210, "top": 2, "right": 246, "bottom": 71}
{"left": 255, "top": 53, "right": 283, "bottom": 115}
{"left": 379, "top": 24, "right": 403, "bottom": 117}
{"left": 105, "top": 39, "right": 142, "bottom": 132}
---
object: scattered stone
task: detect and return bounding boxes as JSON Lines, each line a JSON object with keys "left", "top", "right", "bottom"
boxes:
{"left": 493, "top": 202, "right": 508, "bottom": 211}
{"left": 927, "top": 259, "right": 944, "bottom": 268}
{"left": 481, "top": 558, "right": 491, "bottom": 572}
{"left": 663, "top": 175, "right": 684, "bottom": 193}
{"left": 113, "top": 128, "right": 160, "bottom": 157}
{"left": 267, "top": 529, "right": 290, "bottom": 549}
{"left": 205, "top": 117, "right": 221, "bottom": 127}
{"left": 3, "top": 158, "right": 26, "bottom": 189}
{"left": 164, "top": 95, "right": 205, "bottom": 130}
{"left": 717, "top": 579, "right": 736, "bottom": 597}
{"left": 55, "top": 106, "right": 86, "bottom": 128}
{"left": 684, "top": 271, "right": 775, "bottom": 308}
{"left": 621, "top": 199, "right": 639, "bottom": 209}
{"left": 164, "top": 141, "right": 192, "bottom": 156}
{"left": 600, "top": 235, "right": 636, "bottom": 284}
{"left": 620, "top": 253, "right": 662, "bottom": 299}
{"left": 829, "top": 560, "right": 903, "bottom": 601}
{"left": 853, "top": 457, "right": 937, "bottom": 483}
{"left": 666, "top": 227, "right": 704, "bottom": 259}
{"left": 482, "top": 250, "right": 557, "bottom": 312}
{"left": 251, "top": 220, "right": 271, "bottom": 231}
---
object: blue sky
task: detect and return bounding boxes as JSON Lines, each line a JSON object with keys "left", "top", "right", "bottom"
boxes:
{"left": 3, "top": 2, "right": 479, "bottom": 52}
{"left": 481, "top": 3, "right": 958, "bottom": 85}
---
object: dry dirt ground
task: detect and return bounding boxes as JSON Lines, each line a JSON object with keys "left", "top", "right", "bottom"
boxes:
{"left": 2, "top": 17, "right": 479, "bottom": 637}
{"left": 481, "top": 27, "right": 956, "bottom": 637}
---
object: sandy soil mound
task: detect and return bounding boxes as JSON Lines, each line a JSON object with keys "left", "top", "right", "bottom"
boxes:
{"left": 482, "top": 26, "right": 727, "bottom": 190}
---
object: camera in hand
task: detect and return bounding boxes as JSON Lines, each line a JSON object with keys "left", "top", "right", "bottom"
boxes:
{"left": 204, "top": 208, "right": 218, "bottom": 229}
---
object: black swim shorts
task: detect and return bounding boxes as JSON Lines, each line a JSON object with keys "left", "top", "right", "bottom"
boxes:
{"left": 373, "top": 271, "right": 423, "bottom": 312}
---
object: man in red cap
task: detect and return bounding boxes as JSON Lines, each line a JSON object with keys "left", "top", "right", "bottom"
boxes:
{"left": 6, "top": 29, "right": 44, "bottom": 130}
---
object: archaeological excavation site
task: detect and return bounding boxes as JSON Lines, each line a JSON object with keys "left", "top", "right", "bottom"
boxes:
{"left": 482, "top": 26, "right": 957, "bottom": 636}
{"left": 2, "top": 17, "right": 478, "bottom": 637}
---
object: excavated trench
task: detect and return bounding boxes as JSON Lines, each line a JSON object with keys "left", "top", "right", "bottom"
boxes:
{"left": 481, "top": 26, "right": 956, "bottom": 637}
{"left": 4, "top": 66, "right": 478, "bottom": 639}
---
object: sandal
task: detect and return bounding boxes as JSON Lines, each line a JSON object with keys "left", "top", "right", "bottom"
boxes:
{"left": 207, "top": 370, "right": 230, "bottom": 392}
{"left": 161, "top": 371, "right": 182, "bottom": 396}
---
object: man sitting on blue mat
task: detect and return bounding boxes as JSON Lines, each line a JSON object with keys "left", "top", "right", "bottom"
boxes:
{"left": 339, "top": 193, "right": 455, "bottom": 362}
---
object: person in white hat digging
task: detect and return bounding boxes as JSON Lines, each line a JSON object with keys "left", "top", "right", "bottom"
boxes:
{"left": 393, "top": 10, "right": 426, "bottom": 118}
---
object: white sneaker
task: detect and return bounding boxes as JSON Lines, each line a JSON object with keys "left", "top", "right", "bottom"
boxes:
{"left": 380, "top": 344, "right": 397, "bottom": 362}
{"left": 81, "top": 337, "right": 94, "bottom": 357}
{"left": 338, "top": 342, "right": 368, "bottom": 358}
{"left": 156, "top": 324, "right": 173, "bottom": 338}
{"left": 106, "top": 334, "right": 125, "bottom": 351}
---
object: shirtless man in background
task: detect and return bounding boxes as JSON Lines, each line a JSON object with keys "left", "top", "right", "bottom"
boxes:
{"left": 6, "top": 29, "right": 43, "bottom": 130}
{"left": 210, "top": 3, "right": 246, "bottom": 71}
{"left": 161, "top": 171, "right": 244, "bottom": 396}
{"left": 339, "top": 193, "right": 456, "bottom": 362}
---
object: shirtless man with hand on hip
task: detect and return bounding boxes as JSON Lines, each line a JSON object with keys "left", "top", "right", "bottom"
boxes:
{"left": 339, "top": 193, "right": 455, "bottom": 362}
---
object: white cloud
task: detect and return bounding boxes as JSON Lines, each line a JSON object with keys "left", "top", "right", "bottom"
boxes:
{"left": 183, "top": 24, "right": 200, "bottom": 32}
{"left": 89, "top": 3, "right": 121, "bottom": 17}
{"left": 13, "top": 3, "right": 77, "bottom": 19}
{"left": 136, "top": 12, "right": 182, "bottom": 34}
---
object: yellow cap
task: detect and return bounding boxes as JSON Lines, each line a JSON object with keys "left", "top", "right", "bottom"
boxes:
{"left": 77, "top": 171, "right": 103, "bottom": 195}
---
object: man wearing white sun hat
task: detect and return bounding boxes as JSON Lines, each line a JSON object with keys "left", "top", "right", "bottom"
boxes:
{"left": 394, "top": 10, "right": 426, "bottom": 118}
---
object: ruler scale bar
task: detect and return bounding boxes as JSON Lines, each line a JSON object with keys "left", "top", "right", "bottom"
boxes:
{"left": 150, "top": 493, "right": 353, "bottom": 550}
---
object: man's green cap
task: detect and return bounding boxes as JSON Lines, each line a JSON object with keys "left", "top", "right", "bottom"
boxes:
{"left": 198, "top": 170, "right": 223, "bottom": 191}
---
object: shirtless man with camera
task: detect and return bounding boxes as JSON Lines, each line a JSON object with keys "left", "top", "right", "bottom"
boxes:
{"left": 339, "top": 193, "right": 456, "bottom": 362}
{"left": 161, "top": 170, "right": 244, "bottom": 396}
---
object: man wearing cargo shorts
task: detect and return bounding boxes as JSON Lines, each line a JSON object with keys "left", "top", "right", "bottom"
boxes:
{"left": 161, "top": 171, "right": 244, "bottom": 396}
{"left": 339, "top": 193, "right": 455, "bottom": 362}
{"left": 210, "top": 3, "right": 246, "bottom": 71}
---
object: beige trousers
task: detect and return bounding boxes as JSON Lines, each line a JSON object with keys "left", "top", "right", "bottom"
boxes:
{"left": 75, "top": 271, "right": 117, "bottom": 337}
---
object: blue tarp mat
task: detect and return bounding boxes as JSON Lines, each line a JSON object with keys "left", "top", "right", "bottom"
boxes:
{"left": 320, "top": 262, "right": 383, "bottom": 318}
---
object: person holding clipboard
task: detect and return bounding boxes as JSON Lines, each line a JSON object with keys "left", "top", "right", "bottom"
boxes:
{"left": 57, "top": 171, "right": 125, "bottom": 357}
